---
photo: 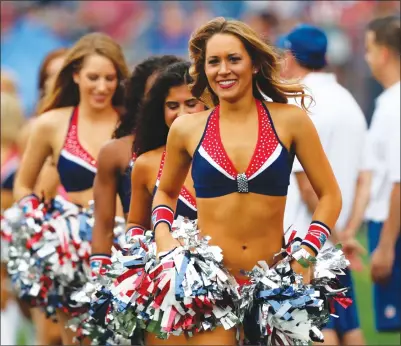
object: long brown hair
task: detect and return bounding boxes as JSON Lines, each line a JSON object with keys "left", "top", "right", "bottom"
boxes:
{"left": 188, "top": 17, "right": 311, "bottom": 110}
{"left": 36, "top": 48, "right": 68, "bottom": 115}
{"left": 39, "top": 33, "right": 130, "bottom": 114}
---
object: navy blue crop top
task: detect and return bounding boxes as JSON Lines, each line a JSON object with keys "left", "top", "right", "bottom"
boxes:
{"left": 153, "top": 150, "right": 197, "bottom": 220}
{"left": 191, "top": 99, "right": 294, "bottom": 198}
{"left": 57, "top": 107, "right": 97, "bottom": 192}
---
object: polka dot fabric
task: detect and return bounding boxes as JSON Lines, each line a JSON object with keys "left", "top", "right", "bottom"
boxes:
{"left": 245, "top": 100, "right": 279, "bottom": 178}
{"left": 200, "top": 107, "right": 237, "bottom": 179}
{"left": 64, "top": 108, "right": 97, "bottom": 168}
{"left": 157, "top": 150, "right": 167, "bottom": 181}
{"left": 201, "top": 99, "right": 279, "bottom": 180}
{"left": 179, "top": 186, "right": 197, "bottom": 209}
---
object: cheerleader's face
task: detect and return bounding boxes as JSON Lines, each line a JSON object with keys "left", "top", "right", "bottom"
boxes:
{"left": 204, "top": 33, "right": 254, "bottom": 104}
{"left": 73, "top": 53, "right": 118, "bottom": 111}
{"left": 164, "top": 84, "right": 204, "bottom": 128}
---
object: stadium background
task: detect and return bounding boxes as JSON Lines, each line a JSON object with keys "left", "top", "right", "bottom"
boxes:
{"left": 1, "top": 1, "right": 400, "bottom": 345}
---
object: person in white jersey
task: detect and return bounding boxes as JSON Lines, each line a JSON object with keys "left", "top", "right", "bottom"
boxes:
{"left": 278, "top": 24, "right": 367, "bottom": 345}
{"left": 341, "top": 15, "right": 400, "bottom": 332}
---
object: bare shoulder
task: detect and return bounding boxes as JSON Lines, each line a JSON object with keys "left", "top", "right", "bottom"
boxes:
{"left": 264, "top": 101, "right": 309, "bottom": 129}
{"left": 134, "top": 146, "right": 164, "bottom": 177}
{"left": 17, "top": 119, "right": 35, "bottom": 152}
{"left": 34, "top": 107, "right": 74, "bottom": 132}
{"left": 98, "top": 135, "right": 135, "bottom": 172}
{"left": 169, "top": 109, "right": 212, "bottom": 153}
{"left": 99, "top": 135, "right": 134, "bottom": 159}
{"left": 170, "top": 109, "right": 211, "bottom": 136}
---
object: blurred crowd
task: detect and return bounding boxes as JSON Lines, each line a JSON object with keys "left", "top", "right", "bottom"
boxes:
{"left": 1, "top": 0, "right": 400, "bottom": 120}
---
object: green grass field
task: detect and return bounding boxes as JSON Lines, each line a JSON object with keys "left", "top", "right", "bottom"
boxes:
{"left": 15, "top": 227, "right": 401, "bottom": 345}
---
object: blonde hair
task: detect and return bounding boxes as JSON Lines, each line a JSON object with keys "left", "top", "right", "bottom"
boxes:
{"left": 1, "top": 70, "right": 18, "bottom": 95}
{"left": 39, "top": 32, "right": 130, "bottom": 114}
{"left": 188, "top": 17, "right": 311, "bottom": 110}
{"left": 1, "top": 92, "right": 25, "bottom": 143}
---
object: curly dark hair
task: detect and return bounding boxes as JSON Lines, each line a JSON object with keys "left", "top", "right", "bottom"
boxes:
{"left": 113, "top": 55, "right": 183, "bottom": 139}
{"left": 133, "top": 61, "right": 196, "bottom": 156}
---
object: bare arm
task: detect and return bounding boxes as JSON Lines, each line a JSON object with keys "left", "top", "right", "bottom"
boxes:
{"left": 16, "top": 121, "right": 33, "bottom": 154}
{"left": 16, "top": 118, "right": 60, "bottom": 201}
{"left": 378, "top": 115, "right": 400, "bottom": 248}
{"left": 293, "top": 109, "right": 342, "bottom": 229}
{"left": 379, "top": 183, "right": 401, "bottom": 248}
{"left": 295, "top": 172, "right": 319, "bottom": 214}
{"left": 151, "top": 117, "right": 192, "bottom": 252}
{"left": 125, "top": 155, "right": 153, "bottom": 232}
{"left": 370, "top": 111, "right": 400, "bottom": 283}
{"left": 371, "top": 183, "right": 401, "bottom": 283}
{"left": 13, "top": 115, "right": 54, "bottom": 201}
{"left": 34, "top": 158, "right": 61, "bottom": 200}
{"left": 292, "top": 107, "right": 342, "bottom": 256}
{"left": 91, "top": 142, "right": 120, "bottom": 256}
{"left": 342, "top": 171, "right": 372, "bottom": 238}
{"left": 295, "top": 172, "right": 344, "bottom": 245}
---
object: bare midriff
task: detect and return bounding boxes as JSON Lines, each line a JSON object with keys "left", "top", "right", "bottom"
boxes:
{"left": 67, "top": 189, "right": 95, "bottom": 208}
{"left": 68, "top": 190, "right": 124, "bottom": 216}
{"left": 197, "top": 192, "right": 287, "bottom": 279}
{"left": 146, "top": 193, "right": 287, "bottom": 345}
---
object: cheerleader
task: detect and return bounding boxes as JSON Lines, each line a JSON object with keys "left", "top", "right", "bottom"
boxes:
{"left": 13, "top": 32, "right": 130, "bottom": 345}
{"left": 152, "top": 18, "right": 342, "bottom": 345}
{"left": 1, "top": 92, "right": 26, "bottom": 346}
{"left": 127, "top": 60, "right": 204, "bottom": 233}
{"left": 90, "top": 55, "right": 181, "bottom": 273}
{"left": 94, "top": 61, "right": 205, "bottom": 345}
{"left": 17, "top": 47, "right": 68, "bottom": 346}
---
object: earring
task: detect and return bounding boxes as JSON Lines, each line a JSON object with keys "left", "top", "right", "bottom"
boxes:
{"left": 253, "top": 69, "right": 258, "bottom": 74}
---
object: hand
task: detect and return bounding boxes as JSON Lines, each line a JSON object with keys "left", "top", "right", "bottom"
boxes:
{"left": 290, "top": 259, "right": 311, "bottom": 284}
{"left": 338, "top": 228, "right": 356, "bottom": 243}
{"left": 341, "top": 237, "right": 366, "bottom": 272}
{"left": 155, "top": 233, "right": 181, "bottom": 260}
{"left": 370, "top": 245, "right": 395, "bottom": 284}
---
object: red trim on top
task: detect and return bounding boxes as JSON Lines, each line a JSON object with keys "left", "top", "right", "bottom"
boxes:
{"left": 157, "top": 150, "right": 167, "bottom": 181}
{"left": 200, "top": 107, "right": 237, "bottom": 178}
{"left": 200, "top": 99, "right": 279, "bottom": 179}
{"left": 63, "top": 107, "right": 97, "bottom": 168}
{"left": 156, "top": 150, "right": 196, "bottom": 209}
{"left": 179, "top": 186, "right": 197, "bottom": 209}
